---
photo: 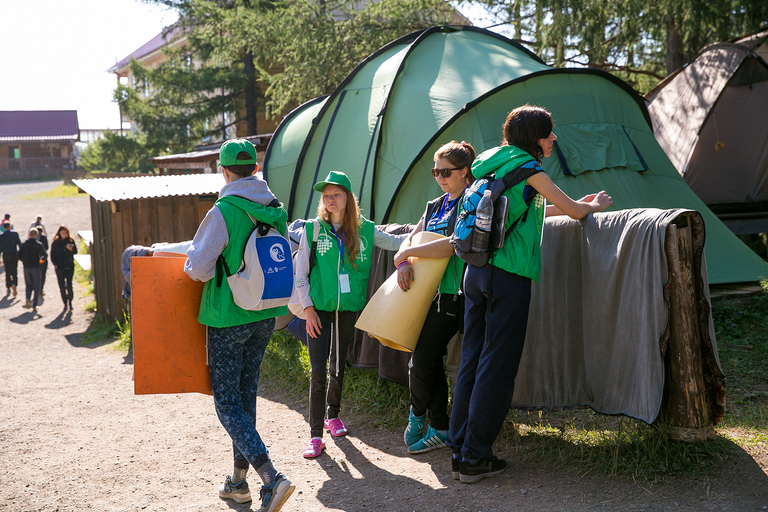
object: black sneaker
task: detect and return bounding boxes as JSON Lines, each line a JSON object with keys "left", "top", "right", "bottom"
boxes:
{"left": 452, "top": 456, "right": 460, "bottom": 480}
{"left": 459, "top": 457, "right": 507, "bottom": 483}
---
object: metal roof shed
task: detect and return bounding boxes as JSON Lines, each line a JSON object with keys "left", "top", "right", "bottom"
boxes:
{"left": 73, "top": 174, "right": 225, "bottom": 321}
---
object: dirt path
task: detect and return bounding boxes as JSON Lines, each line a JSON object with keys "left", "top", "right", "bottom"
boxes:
{"left": 1, "top": 181, "right": 767, "bottom": 511}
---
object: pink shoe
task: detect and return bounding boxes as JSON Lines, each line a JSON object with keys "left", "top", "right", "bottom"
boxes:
{"left": 303, "top": 437, "right": 325, "bottom": 458}
{"left": 324, "top": 418, "right": 348, "bottom": 437}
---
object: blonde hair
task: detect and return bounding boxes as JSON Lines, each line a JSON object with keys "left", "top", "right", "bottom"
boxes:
{"left": 316, "top": 185, "right": 362, "bottom": 269}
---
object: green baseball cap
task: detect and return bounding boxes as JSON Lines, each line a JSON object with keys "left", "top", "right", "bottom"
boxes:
{"left": 313, "top": 171, "right": 352, "bottom": 193}
{"left": 219, "top": 139, "right": 257, "bottom": 167}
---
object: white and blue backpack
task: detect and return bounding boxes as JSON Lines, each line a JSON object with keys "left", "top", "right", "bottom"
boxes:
{"left": 217, "top": 212, "right": 294, "bottom": 311}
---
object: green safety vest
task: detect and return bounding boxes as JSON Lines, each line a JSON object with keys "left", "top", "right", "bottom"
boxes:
{"left": 307, "top": 217, "right": 375, "bottom": 312}
{"left": 197, "top": 196, "right": 289, "bottom": 327}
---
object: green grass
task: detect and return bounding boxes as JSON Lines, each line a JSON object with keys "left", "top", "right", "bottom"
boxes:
{"left": 80, "top": 314, "right": 121, "bottom": 344}
{"left": 256, "top": 286, "right": 768, "bottom": 479}
{"left": 260, "top": 329, "right": 410, "bottom": 429}
{"left": 91, "top": 285, "right": 767, "bottom": 479}
{"left": 21, "top": 182, "right": 82, "bottom": 200}
{"left": 710, "top": 289, "right": 768, "bottom": 440}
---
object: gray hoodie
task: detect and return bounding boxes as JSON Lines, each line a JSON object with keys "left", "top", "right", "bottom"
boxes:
{"left": 184, "top": 175, "right": 279, "bottom": 283}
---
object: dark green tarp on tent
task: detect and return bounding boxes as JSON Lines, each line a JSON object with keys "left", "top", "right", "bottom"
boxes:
{"left": 264, "top": 26, "right": 766, "bottom": 284}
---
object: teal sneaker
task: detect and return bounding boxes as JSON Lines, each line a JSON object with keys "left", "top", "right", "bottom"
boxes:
{"left": 403, "top": 407, "right": 425, "bottom": 446}
{"left": 408, "top": 425, "right": 448, "bottom": 454}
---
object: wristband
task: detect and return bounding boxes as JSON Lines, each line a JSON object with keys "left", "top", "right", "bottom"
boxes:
{"left": 396, "top": 260, "right": 411, "bottom": 269}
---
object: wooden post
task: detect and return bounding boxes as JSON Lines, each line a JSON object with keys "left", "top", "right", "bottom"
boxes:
{"left": 661, "top": 219, "right": 714, "bottom": 441}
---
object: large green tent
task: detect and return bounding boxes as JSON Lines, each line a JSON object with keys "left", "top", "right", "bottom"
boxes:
{"left": 263, "top": 26, "right": 766, "bottom": 284}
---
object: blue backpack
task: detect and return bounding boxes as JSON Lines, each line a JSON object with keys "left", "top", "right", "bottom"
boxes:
{"left": 451, "top": 166, "right": 539, "bottom": 267}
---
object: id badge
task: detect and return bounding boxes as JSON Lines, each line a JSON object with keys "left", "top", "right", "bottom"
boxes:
{"left": 339, "top": 273, "right": 351, "bottom": 294}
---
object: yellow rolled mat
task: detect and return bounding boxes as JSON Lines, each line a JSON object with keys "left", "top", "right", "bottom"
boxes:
{"left": 355, "top": 231, "right": 450, "bottom": 352}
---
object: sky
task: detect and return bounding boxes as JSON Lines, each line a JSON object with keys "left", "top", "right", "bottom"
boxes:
{"left": 0, "top": 0, "right": 179, "bottom": 129}
{"left": 0, "top": 1, "right": 495, "bottom": 130}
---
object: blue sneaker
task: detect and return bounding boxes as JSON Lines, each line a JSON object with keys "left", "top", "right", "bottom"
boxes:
{"left": 408, "top": 425, "right": 448, "bottom": 454}
{"left": 403, "top": 407, "right": 425, "bottom": 446}
{"left": 258, "top": 473, "right": 295, "bottom": 512}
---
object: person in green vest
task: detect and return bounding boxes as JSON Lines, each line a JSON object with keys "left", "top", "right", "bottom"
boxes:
{"left": 293, "top": 171, "right": 407, "bottom": 459}
{"left": 184, "top": 139, "right": 294, "bottom": 512}
{"left": 392, "top": 140, "right": 476, "bottom": 454}
{"left": 446, "top": 105, "right": 613, "bottom": 484}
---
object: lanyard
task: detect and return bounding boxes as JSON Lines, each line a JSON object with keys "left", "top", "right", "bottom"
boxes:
{"left": 330, "top": 225, "right": 345, "bottom": 271}
{"left": 431, "top": 192, "right": 463, "bottom": 227}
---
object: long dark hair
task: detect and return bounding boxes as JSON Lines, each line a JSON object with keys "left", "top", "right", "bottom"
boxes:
{"left": 502, "top": 104, "right": 553, "bottom": 161}
{"left": 53, "top": 225, "right": 72, "bottom": 243}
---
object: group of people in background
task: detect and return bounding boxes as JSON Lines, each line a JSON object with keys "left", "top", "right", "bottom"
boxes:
{"left": 183, "top": 104, "right": 612, "bottom": 511}
{"left": 0, "top": 214, "right": 78, "bottom": 315}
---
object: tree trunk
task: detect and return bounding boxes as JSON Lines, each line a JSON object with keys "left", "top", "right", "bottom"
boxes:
{"left": 660, "top": 220, "right": 714, "bottom": 441}
{"left": 243, "top": 51, "right": 258, "bottom": 136}
{"left": 666, "top": 16, "right": 685, "bottom": 74}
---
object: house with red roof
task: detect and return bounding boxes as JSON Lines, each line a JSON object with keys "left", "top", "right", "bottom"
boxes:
{"left": 0, "top": 110, "right": 79, "bottom": 179}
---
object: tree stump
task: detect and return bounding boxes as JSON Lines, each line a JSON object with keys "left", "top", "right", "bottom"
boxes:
{"left": 660, "top": 218, "right": 716, "bottom": 441}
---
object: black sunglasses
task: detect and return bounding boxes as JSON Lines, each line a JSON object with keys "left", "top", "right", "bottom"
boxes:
{"left": 430, "top": 167, "right": 461, "bottom": 178}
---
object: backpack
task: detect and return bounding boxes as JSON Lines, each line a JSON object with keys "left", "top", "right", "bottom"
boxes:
{"left": 451, "top": 166, "right": 539, "bottom": 267}
{"left": 216, "top": 212, "right": 294, "bottom": 311}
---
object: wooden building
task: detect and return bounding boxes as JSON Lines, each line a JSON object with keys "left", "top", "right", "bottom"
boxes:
{"left": 73, "top": 174, "right": 225, "bottom": 321}
{"left": 149, "top": 134, "right": 271, "bottom": 174}
{"left": 0, "top": 110, "right": 79, "bottom": 179}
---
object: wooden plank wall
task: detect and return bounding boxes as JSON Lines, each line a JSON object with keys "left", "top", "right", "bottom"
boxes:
{"left": 91, "top": 194, "right": 217, "bottom": 322}
{"left": 90, "top": 198, "right": 115, "bottom": 321}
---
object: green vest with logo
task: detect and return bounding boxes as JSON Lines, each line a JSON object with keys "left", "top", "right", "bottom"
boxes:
{"left": 471, "top": 146, "right": 547, "bottom": 282}
{"left": 197, "top": 196, "right": 289, "bottom": 327}
{"left": 307, "top": 217, "right": 375, "bottom": 312}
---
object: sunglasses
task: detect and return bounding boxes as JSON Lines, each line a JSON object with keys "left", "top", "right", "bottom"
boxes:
{"left": 430, "top": 167, "right": 461, "bottom": 178}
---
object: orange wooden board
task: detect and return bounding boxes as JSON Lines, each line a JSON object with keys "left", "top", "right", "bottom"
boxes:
{"left": 131, "top": 256, "right": 212, "bottom": 395}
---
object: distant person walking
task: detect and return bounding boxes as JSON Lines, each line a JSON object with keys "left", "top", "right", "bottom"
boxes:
{"left": 0, "top": 220, "right": 22, "bottom": 296}
{"left": 29, "top": 215, "right": 47, "bottom": 237}
{"left": 1, "top": 214, "right": 13, "bottom": 233}
{"left": 50, "top": 225, "right": 77, "bottom": 312}
{"left": 36, "top": 226, "right": 49, "bottom": 297}
{"left": 18, "top": 228, "right": 46, "bottom": 314}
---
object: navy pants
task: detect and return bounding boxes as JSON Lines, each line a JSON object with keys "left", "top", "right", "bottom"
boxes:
{"left": 3, "top": 253, "right": 18, "bottom": 288}
{"left": 408, "top": 293, "right": 460, "bottom": 431}
{"left": 446, "top": 264, "right": 531, "bottom": 461}
{"left": 24, "top": 267, "right": 41, "bottom": 307}
{"left": 207, "top": 318, "right": 275, "bottom": 471}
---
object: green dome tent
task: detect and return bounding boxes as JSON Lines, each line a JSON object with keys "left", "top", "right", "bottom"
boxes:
{"left": 263, "top": 26, "right": 766, "bottom": 284}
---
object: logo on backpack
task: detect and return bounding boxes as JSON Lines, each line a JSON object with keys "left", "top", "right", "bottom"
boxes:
{"left": 217, "top": 209, "right": 294, "bottom": 311}
{"left": 270, "top": 243, "right": 286, "bottom": 263}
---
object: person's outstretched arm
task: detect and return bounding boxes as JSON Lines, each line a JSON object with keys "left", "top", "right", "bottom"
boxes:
{"left": 528, "top": 173, "right": 612, "bottom": 219}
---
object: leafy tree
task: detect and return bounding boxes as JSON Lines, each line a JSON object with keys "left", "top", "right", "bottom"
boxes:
{"left": 463, "top": 0, "right": 768, "bottom": 94}
{"left": 118, "top": 0, "right": 455, "bottom": 151}
{"left": 78, "top": 131, "right": 156, "bottom": 174}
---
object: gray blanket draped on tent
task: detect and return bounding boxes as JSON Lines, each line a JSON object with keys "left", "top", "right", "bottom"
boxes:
{"left": 348, "top": 209, "right": 725, "bottom": 425}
